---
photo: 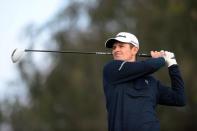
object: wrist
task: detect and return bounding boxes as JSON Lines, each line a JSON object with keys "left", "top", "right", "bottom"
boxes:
{"left": 167, "top": 58, "right": 177, "bottom": 67}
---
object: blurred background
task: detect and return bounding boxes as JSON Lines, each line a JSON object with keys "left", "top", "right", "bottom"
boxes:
{"left": 0, "top": 0, "right": 197, "bottom": 131}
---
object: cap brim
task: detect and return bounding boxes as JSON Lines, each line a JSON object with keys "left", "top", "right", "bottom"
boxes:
{"left": 105, "top": 37, "right": 136, "bottom": 48}
{"left": 105, "top": 38, "right": 118, "bottom": 48}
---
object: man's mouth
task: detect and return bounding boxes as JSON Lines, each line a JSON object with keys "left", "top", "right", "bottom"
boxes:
{"left": 113, "top": 52, "right": 122, "bottom": 58}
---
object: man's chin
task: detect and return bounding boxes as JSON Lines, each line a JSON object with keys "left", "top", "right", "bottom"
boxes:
{"left": 113, "top": 57, "right": 125, "bottom": 61}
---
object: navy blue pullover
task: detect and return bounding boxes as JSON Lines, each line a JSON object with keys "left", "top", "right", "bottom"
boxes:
{"left": 103, "top": 57, "right": 186, "bottom": 131}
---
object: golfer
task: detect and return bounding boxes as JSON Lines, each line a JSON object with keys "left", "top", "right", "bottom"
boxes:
{"left": 103, "top": 32, "right": 186, "bottom": 131}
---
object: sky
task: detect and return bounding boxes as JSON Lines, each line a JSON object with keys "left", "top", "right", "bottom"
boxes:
{"left": 0, "top": 0, "right": 67, "bottom": 102}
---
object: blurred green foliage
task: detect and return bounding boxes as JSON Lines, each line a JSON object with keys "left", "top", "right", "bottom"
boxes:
{"left": 2, "top": 0, "right": 197, "bottom": 131}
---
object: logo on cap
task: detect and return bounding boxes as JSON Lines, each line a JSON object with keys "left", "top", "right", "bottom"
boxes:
{"left": 116, "top": 35, "right": 127, "bottom": 38}
{"left": 105, "top": 32, "right": 139, "bottom": 48}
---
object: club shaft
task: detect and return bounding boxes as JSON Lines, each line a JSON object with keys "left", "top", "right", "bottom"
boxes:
{"left": 25, "top": 49, "right": 112, "bottom": 55}
{"left": 25, "top": 49, "right": 151, "bottom": 57}
{"left": 138, "top": 53, "right": 151, "bottom": 57}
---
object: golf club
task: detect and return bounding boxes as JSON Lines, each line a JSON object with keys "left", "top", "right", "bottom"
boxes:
{"left": 11, "top": 48, "right": 151, "bottom": 63}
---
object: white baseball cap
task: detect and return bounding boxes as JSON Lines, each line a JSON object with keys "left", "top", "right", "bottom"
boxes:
{"left": 105, "top": 32, "right": 139, "bottom": 48}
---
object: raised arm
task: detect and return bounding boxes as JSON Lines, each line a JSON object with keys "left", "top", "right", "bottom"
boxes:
{"left": 103, "top": 57, "right": 165, "bottom": 84}
{"left": 157, "top": 65, "right": 186, "bottom": 106}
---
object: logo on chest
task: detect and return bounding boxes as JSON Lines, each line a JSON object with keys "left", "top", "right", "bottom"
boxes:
{"left": 145, "top": 79, "right": 149, "bottom": 85}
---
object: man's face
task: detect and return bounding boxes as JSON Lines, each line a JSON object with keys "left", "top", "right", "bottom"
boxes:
{"left": 112, "top": 42, "right": 138, "bottom": 61}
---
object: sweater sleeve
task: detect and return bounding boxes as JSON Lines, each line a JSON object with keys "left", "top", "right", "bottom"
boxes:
{"left": 103, "top": 57, "right": 165, "bottom": 84}
{"left": 157, "top": 65, "right": 186, "bottom": 106}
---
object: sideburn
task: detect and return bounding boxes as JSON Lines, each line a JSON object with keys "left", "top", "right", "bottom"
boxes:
{"left": 130, "top": 45, "right": 139, "bottom": 61}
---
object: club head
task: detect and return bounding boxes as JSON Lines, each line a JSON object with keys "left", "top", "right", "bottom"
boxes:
{"left": 11, "top": 48, "right": 25, "bottom": 63}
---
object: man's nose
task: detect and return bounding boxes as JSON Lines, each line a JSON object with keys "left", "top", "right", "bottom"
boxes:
{"left": 113, "top": 46, "right": 120, "bottom": 52}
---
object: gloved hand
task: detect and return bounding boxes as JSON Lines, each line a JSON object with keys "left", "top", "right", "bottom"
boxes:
{"left": 160, "top": 50, "right": 177, "bottom": 67}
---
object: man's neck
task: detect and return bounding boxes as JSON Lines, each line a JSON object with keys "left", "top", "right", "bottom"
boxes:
{"left": 126, "top": 59, "right": 136, "bottom": 62}
{"left": 126, "top": 57, "right": 136, "bottom": 62}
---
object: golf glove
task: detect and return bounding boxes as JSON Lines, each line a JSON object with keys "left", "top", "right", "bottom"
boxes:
{"left": 161, "top": 51, "right": 177, "bottom": 67}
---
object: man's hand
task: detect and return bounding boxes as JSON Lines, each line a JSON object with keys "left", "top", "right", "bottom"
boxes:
{"left": 161, "top": 51, "right": 177, "bottom": 67}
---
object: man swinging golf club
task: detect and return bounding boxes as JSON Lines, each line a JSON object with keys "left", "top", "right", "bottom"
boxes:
{"left": 103, "top": 32, "right": 186, "bottom": 131}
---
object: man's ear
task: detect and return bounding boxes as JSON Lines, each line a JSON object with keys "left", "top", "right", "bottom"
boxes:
{"left": 132, "top": 47, "right": 139, "bottom": 54}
